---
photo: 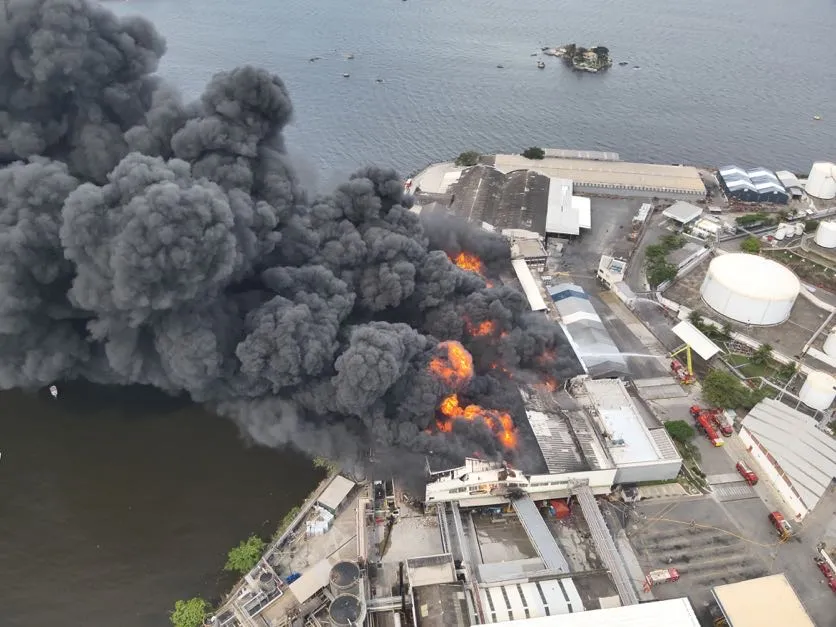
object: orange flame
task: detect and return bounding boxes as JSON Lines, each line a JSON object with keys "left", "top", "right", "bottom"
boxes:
{"left": 490, "top": 362, "right": 513, "bottom": 378}
{"left": 540, "top": 375, "right": 558, "bottom": 392}
{"left": 451, "top": 251, "right": 484, "bottom": 274}
{"left": 429, "top": 341, "right": 474, "bottom": 388}
{"left": 465, "top": 318, "right": 496, "bottom": 337}
{"left": 437, "top": 393, "right": 518, "bottom": 449}
{"left": 536, "top": 349, "right": 556, "bottom": 366}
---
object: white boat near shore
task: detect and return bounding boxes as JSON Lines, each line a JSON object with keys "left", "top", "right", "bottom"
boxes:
{"left": 49, "top": 385, "right": 58, "bottom": 399}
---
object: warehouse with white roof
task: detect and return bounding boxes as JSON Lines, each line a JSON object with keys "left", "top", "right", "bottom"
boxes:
{"left": 475, "top": 597, "right": 699, "bottom": 627}
{"left": 570, "top": 377, "right": 682, "bottom": 484}
{"left": 739, "top": 398, "right": 836, "bottom": 520}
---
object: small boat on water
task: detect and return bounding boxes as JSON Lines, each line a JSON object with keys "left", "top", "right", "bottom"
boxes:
{"left": 496, "top": 64, "right": 504, "bottom": 69}
{"left": 537, "top": 61, "right": 545, "bottom": 69}
{"left": 49, "top": 385, "right": 58, "bottom": 399}
{"left": 813, "top": 114, "right": 822, "bottom": 121}
{"left": 342, "top": 73, "right": 350, "bottom": 78}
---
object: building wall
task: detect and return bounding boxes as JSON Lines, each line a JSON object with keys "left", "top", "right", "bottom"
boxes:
{"left": 614, "top": 460, "right": 682, "bottom": 485}
{"left": 739, "top": 428, "right": 808, "bottom": 521}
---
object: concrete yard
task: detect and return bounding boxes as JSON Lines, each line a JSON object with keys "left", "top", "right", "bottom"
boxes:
{"left": 663, "top": 256, "right": 829, "bottom": 365}
{"left": 471, "top": 511, "right": 539, "bottom": 563}
{"left": 626, "top": 497, "right": 770, "bottom": 623}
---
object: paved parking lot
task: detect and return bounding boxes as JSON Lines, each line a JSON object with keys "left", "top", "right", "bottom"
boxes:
{"left": 627, "top": 497, "right": 770, "bottom": 623}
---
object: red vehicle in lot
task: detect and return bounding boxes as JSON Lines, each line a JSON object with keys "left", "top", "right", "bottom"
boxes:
{"left": 736, "top": 461, "right": 758, "bottom": 485}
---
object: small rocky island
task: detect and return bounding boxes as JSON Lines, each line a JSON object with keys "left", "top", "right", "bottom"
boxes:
{"left": 543, "top": 44, "right": 612, "bottom": 73}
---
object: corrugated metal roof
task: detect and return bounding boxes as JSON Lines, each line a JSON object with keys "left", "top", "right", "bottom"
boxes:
{"left": 545, "top": 177, "right": 579, "bottom": 235}
{"left": 316, "top": 475, "right": 355, "bottom": 511}
{"left": 718, "top": 166, "right": 788, "bottom": 198}
{"left": 479, "top": 578, "right": 584, "bottom": 623}
{"left": 511, "top": 259, "right": 548, "bottom": 311}
{"left": 741, "top": 399, "right": 836, "bottom": 510}
{"left": 671, "top": 320, "right": 721, "bottom": 360}
{"left": 662, "top": 201, "right": 703, "bottom": 224}
{"left": 775, "top": 170, "right": 801, "bottom": 189}
{"left": 649, "top": 428, "right": 680, "bottom": 461}
{"left": 512, "top": 497, "right": 570, "bottom": 573}
{"left": 476, "top": 597, "right": 700, "bottom": 626}
{"left": 493, "top": 155, "right": 705, "bottom": 195}
{"left": 288, "top": 557, "right": 333, "bottom": 603}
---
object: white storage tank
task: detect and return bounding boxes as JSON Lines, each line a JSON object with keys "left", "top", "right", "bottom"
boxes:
{"left": 700, "top": 254, "right": 800, "bottom": 325}
{"left": 774, "top": 226, "right": 786, "bottom": 241}
{"left": 814, "top": 221, "right": 836, "bottom": 249}
{"left": 807, "top": 162, "right": 836, "bottom": 200}
{"left": 799, "top": 371, "right": 836, "bottom": 410}
{"left": 795, "top": 222, "right": 804, "bottom": 237}
{"left": 824, "top": 329, "right": 836, "bottom": 357}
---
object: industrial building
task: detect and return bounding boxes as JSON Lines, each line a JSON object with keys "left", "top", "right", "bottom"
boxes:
{"left": 445, "top": 166, "right": 593, "bottom": 240}
{"left": 506, "top": 230, "right": 548, "bottom": 269}
{"left": 511, "top": 259, "right": 548, "bottom": 312}
{"left": 491, "top": 154, "right": 706, "bottom": 199}
{"left": 475, "top": 597, "right": 700, "bottom": 627}
{"left": 569, "top": 377, "right": 682, "bottom": 484}
{"left": 700, "top": 253, "right": 800, "bottom": 325}
{"left": 547, "top": 283, "right": 628, "bottom": 377}
{"left": 712, "top": 574, "right": 815, "bottom": 627}
{"left": 424, "top": 457, "right": 617, "bottom": 507}
{"left": 774, "top": 170, "right": 804, "bottom": 198}
{"left": 447, "top": 166, "right": 551, "bottom": 234}
{"left": 661, "top": 201, "right": 702, "bottom": 225}
{"left": 739, "top": 398, "right": 836, "bottom": 520}
{"left": 717, "top": 166, "right": 789, "bottom": 204}
{"left": 542, "top": 178, "right": 593, "bottom": 237}
{"left": 806, "top": 161, "right": 836, "bottom": 200}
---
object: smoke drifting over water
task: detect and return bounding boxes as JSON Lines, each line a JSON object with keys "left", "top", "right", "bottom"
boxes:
{"left": 0, "top": 0, "right": 576, "bottom": 472}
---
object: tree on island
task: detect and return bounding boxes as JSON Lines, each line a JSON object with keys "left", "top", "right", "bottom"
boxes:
{"left": 455, "top": 151, "right": 480, "bottom": 167}
{"left": 224, "top": 534, "right": 266, "bottom": 574}
{"left": 170, "top": 598, "right": 210, "bottom": 627}
{"left": 740, "top": 236, "right": 761, "bottom": 254}
{"left": 522, "top": 147, "right": 545, "bottom": 160}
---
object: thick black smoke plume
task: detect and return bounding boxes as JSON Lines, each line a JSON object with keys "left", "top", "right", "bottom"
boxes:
{"left": 0, "top": 0, "right": 577, "bottom": 473}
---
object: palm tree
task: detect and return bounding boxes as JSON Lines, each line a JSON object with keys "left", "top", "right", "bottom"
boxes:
{"left": 750, "top": 343, "right": 773, "bottom": 366}
{"left": 688, "top": 309, "right": 703, "bottom": 328}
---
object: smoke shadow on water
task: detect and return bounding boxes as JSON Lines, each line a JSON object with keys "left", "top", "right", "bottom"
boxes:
{"left": 0, "top": 387, "right": 323, "bottom": 627}
{"left": 40, "top": 381, "right": 193, "bottom": 418}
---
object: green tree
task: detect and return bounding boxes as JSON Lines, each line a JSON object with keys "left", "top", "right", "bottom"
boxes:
{"left": 171, "top": 598, "right": 209, "bottom": 627}
{"left": 665, "top": 420, "right": 695, "bottom": 444}
{"left": 777, "top": 361, "right": 797, "bottom": 381}
{"left": 660, "top": 234, "right": 685, "bottom": 251}
{"left": 805, "top": 220, "right": 820, "bottom": 233}
{"left": 720, "top": 322, "right": 733, "bottom": 340}
{"left": 687, "top": 309, "right": 704, "bottom": 327}
{"left": 647, "top": 261, "right": 677, "bottom": 288}
{"left": 522, "top": 146, "right": 545, "bottom": 160}
{"left": 740, "top": 236, "right": 761, "bottom": 254}
{"left": 750, "top": 343, "right": 773, "bottom": 366}
{"left": 225, "top": 534, "right": 266, "bottom": 574}
{"left": 455, "top": 151, "right": 480, "bottom": 167}
{"left": 702, "top": 370, "right": 754, "bottom": 409}
{"left": 645, "top": 244, "right": 666, "bottom": 261}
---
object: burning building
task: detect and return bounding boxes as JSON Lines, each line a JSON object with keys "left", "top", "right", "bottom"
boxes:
{"left": 0, "top": 0, "right": 586, "bottom": 473}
